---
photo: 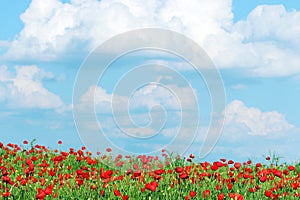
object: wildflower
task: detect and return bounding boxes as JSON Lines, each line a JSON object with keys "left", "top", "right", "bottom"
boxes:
{"left": 228, "top": 193, "right": 244, "bottom": 200}
{"left": 179, "top": 173, "right": 189, "bottom": 179}
{"left": 154, "top": 169, "right": 165, "bottom": 175}
{"left": 122, "top": 195, "right": 129, "bottom": 200}
{"left": 2, "top": 191, "right": 10, "bottom": 197}
{"left": 228, "top": 160, "right": 234, "bottom": 164}
{"left": 114, "top": 190, "right": 121, "bottom": 196}
{"left": 203, "top": 190, "right": 210, "bottom": 198}
{"left": 211, "top": 165, "right": 218, "bottom": 171}
{"left": 259, "top": 176, "right": 267, "bottom": 182}
{"left": 189, "top": 190, "right": 197, "bottom": 198}
{"left": 218, "top": 193, "right": 225, "bottom": 200}
{"left": 36, "top": 189, "right": 46, "bottom": 199}
{"left": 100, "top": 190, "right": 105, "bottom": 196}
{"left": 175, "top": 167, "right": 184, "bottom": 173}
{"left": 145, "top": 181, "right": 158, "bottom": 192}
{"left": 234, "top": 162, "right": 241, "bottom": 169}
{"left": 265, "top": 190, "right": 272, "bottom": 197}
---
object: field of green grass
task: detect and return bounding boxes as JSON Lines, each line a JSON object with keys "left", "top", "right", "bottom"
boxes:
{"left": 0, "top": 141, "right": 299, "bottom": 199}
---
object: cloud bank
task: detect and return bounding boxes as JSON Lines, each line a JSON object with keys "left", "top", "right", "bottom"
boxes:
{"left": 2, "top": 0, "right": 299, "bottom": 77}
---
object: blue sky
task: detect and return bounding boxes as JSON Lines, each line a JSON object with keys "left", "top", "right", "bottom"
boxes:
{"left": 0, "top": 0, "right": 299, "bottom": 163}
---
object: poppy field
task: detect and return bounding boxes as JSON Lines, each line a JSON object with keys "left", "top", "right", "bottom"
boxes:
{"left": 0, "top": 140, "right": 299, "bottom": 199}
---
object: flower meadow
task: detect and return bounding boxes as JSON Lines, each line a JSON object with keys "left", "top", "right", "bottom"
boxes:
{"left": 0, "top": 141, "right": 299, "bottom": 199}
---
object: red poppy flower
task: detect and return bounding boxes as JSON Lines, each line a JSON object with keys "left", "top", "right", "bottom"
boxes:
{"left": 154, "top": 169, "right": 165, "bottom": 175}
{"left": 114, "top": 190, "right": 121, "bottom": 196}
{"left": 265, "top": 190, "right": 272, "bottom": 197}
{"left": 76, "top": 179, "right": 84, "bottom": 186}
{"left": 175, "top": 167, "right": 184, "bottom": 173}
{"left": 44, "top": 185, "right": 53, "bottom": 195}
{"left": 256, "top": 163, "right": 262, "bottom": 168}
{"left": 36, "top": 189, "right": 46, "bottom": 199}
{"left": 291, "top": 182, "right": 298, "bottom": 190}
{"left": 90, "top": 185, "right": 97, "bottom": 190}
{"left": 133, "top": 164, "right": 139, "bottom": 169}
{"left": 228, "top": 193, "right": 244, "bottom": 200}
{"left": 189, "top": 190, "right": 197, "bottom": 198}
{"left": 122, "top": 195, "right": 129, "bottom": 200}
{"left": 2, "top": 192, "right": 10, "bottom": 197}
{"left": 202, "top": 190, "right": 210, "bottom": 199}
{"left": 259, "top": 176, "right": 267, "bottom": 182}
{"left": 145, "top": 182, "right": 158, "bottom": 192}
{"left": 218, "top": 193, "right": 225, "bottom": 200}
{"left": 228, "top": 160, "right": 234, "bottom": 164}
{"left": 180, "top": 173, "right": 189, "bottom": 179}
{"left": 133, "top": 171, "right": 141, "bottom": 178}
{"left": 211, "top": 165, "right": 218, "bottom": 171}
{"left": 234, "top": 162, "right": 241, "bottom": 169}
{"left": 100, "top": 190, "right": 105, "bottom": 196}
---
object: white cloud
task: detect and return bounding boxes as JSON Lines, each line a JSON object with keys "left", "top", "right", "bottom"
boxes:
{"left": 224, "top": 100, "right": 294, "bottom": 136}
{"left": 79, "top": 82, "right": 196, "bottom": 113}
{"left": 78, "top": 85, "right": 127, "bottom": 114}
{"left": 129, "top": 83, "right": 191, "bottom": 110}
{"left": 2, "top": 1, "right": 299, "bottom": 77}
{"left": 0, "top": 40, "right": 10, "bottom": 48}
{"left": 0, "top": 66, "right": 12, "bottom": 81}
{"left": 0, "top": 65, "right": 65, "bottom": 110}
{"left": 0, "top": 0, "right": 232, "bottom": 60}
{"left": 235, "top": 5, "right": 300, "bottom": 45}
{"left": 76, "top": 82, "right": 198, "bottom": 138}
{"left": 230, "top": 5, "right": 300, "bottom": 77}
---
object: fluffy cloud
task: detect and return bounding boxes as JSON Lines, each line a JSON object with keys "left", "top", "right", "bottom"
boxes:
{"left": 224, "top": 100, "right": 294, "bottom": 136}
{"left": 76, "top": 82, "right": 197, "bottom": 138}
{"left": 79, "top": 83, "right": 196, "bottom": 113}
{"left": 78, "top": 85, "right": 127, "bottom": 114}
{"left": 231, "top": 5, "right": 300, "bottom": 77}
{"left": 2, "top": 1, "right": 299, "bottom": 77}
{"left": 235, "top": 5, "right": 300, "bottom": 45}
{"left": 0, "top": 65, "right": 65, "bottom": 110}
{"left": 3, "top": 0, "right": 233, "bottom": 61}
{"left": 0, "top": 40, "right": 10, "bottom": 48}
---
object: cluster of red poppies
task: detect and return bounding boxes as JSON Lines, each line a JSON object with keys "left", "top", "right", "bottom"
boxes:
{"left": 0, "top": 141, "right": 299, "bottom": 199}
